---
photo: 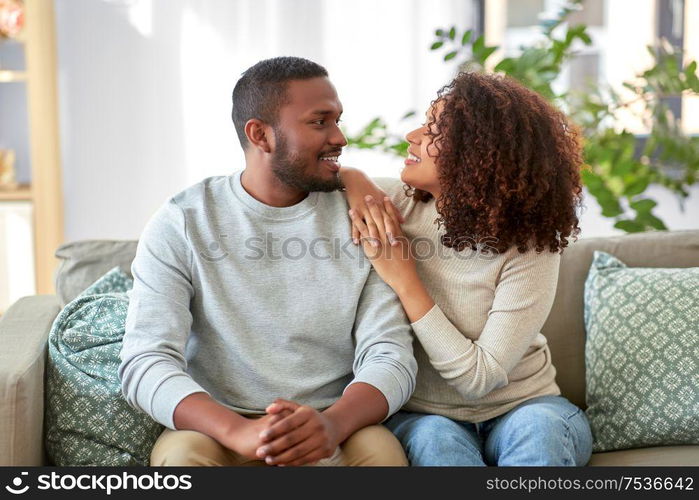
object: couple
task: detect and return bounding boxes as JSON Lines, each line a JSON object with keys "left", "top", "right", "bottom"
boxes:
{"left": 118, "top": 56, "right": 593, "bottom": 467}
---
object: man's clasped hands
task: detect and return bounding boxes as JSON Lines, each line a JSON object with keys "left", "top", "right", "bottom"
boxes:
{"left": 220, "top": 399, "right": 341, "bottom": 467}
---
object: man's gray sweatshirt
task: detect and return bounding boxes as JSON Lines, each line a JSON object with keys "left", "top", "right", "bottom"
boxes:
{"left": 118, "top": 170, "right": 417, "bottom": 429}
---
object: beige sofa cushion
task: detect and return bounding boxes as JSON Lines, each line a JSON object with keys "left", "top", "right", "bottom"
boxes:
{"left": 542, "top": 230, "right": 699, "bottom": 410}
{"left": 54, "top": 240, "right": 138, "bottom": 307}
{"left": 590, "top": 445, "right": 699, "bottom": 466}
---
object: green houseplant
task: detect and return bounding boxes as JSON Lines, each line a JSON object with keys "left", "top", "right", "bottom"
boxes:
{"left": 346, "top": 1, "right": 699, "bottom": 232}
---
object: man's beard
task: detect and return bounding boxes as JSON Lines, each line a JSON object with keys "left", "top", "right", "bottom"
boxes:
{"left": 270, "top": 129, "right": 342, "bottom": 193}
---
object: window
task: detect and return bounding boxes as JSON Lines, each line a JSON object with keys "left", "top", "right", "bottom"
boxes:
{"left": 506, "top": 0, "right": 546, "bottom": 27}
{"left": 487, "top": 0, "right": 664, "bottom": 133}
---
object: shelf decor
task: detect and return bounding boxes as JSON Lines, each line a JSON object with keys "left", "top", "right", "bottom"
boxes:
{"left": 0, "top": 148, "right": 18, "bottom": 189}
{"left": 0, "top": 0, "right": 23, "bottom": 39}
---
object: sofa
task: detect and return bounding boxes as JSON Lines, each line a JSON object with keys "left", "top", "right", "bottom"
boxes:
{"left": 1, "top": 230, "right": 698, "bottom": 466}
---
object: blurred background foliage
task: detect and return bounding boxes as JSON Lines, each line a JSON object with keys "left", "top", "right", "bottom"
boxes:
{"left": 345, "top": 0, "right": 699, "bottom": 233}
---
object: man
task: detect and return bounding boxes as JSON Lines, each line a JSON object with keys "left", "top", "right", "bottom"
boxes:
{"left": 118, "top": 57, "right": 417, "bottom": 466}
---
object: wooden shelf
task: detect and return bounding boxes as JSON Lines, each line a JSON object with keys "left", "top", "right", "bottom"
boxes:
{"left": 0, "top": 1, "right": 64, "bottom": 298}
{"left": 0, "top": 184, "right": 32, "bottom": 201}
{"left": 0, "top": 70, "right": 28, "bottom": 82}
{"left": 13, "top": 29, "right": 27, "bottom": 45}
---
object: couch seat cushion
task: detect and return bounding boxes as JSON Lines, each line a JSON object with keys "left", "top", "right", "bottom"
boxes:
{"left": 589, "top": 445, "right": 699, "bottom": 466}
{"left": 54, "top": 240, "right": 138, "bottom": 307}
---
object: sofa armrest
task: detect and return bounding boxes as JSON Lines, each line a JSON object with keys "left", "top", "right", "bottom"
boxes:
{"left": 0, "top": 295, "right": 61, "bottom": 466}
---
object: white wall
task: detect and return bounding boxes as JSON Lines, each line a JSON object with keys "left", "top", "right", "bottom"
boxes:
{"left": 53, "top": 0, "right": 698, "bottom": 242}
{"left": 54, "top": 0, "right": 474, "bottom": 241}
{"left": 0, "top": 202, "right": 34, "bottom": 313}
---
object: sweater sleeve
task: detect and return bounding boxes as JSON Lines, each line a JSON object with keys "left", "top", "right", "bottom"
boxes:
{"left": 372, "top": 177, "right": 410, "bottom": 210}
{"left": 348, "top": 269, "right": 418, "bottom": 418}
{"left": 118, "top": 199, "right": 209, "bottom": 430}
{"left": 410, "top": 248, "right": 560, "bottom": 400}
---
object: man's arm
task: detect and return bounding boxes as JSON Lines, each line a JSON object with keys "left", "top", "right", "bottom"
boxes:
{"left": 119, "top": 199, "right": 285, "bottom": 460}
{"left": 322, "top": 382, "right": 387, "bottom": 442}
{"left": 174, "top": 392, "right": 291, "bottom": 459}
{"left": 345, "top": 268, "right": 418, "bottom": 415}
{"left": 118, "top": 199, "right": 206, "bottom": 429}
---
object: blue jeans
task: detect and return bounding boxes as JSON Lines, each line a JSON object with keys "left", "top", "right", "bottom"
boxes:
{"left": 385, "top": 395, "right": 593, "bottom": 466}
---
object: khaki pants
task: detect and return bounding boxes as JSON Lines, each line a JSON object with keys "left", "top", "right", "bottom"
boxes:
{"left": 150, "top": 424, "right": 408, "bottom": 466}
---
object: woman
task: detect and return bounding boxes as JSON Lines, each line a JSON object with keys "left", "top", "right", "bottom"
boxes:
{"left": 340, "top": 72, "right": 593, "bottom": 466}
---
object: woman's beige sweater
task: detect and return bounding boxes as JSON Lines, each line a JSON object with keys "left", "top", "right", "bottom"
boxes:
{"left": 376, "top": 177, "right": 562, "bottom": 422}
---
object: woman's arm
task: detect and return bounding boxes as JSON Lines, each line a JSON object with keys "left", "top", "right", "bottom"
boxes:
{"left": 350, "top": 201, "right": 561, "bottom": 400}
{"left": 339, "top": 167, "right": 404, "bottom": 245}
{"left": 408, "top": 250, "right": 560, "bottom": 400}
{"left": 349, "top": 195, "right": 435, "bottom": 320}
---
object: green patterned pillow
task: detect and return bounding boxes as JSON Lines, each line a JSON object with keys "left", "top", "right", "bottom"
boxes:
{"left": 45, "top": 266, "right": 164, "bottom": 466}
{"left": 584, "top": 251, "right": 699, "bottom": 452}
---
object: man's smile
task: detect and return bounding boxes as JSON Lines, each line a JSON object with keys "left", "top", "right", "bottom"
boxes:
{"left": 318, "top": 150, "right": 342, "bottom": 172}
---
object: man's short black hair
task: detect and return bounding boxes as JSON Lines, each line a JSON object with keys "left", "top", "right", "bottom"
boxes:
{"left": 231, "top": 56, "right": 329, "bottom": 149}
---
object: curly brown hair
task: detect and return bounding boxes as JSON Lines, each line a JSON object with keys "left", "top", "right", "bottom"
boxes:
{"left": 406, "top": 72, "right": 584, "bottom": 254}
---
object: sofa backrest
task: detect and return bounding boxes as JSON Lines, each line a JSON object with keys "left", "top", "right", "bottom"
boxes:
{"left": 54, "top": 240, "right": 138, "bottom": 307}
{"left": 542, "top": 230, "right": 699, "bottom": 410}
{"left": 55, "top": 230, "right": 699, "bottom": 410}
